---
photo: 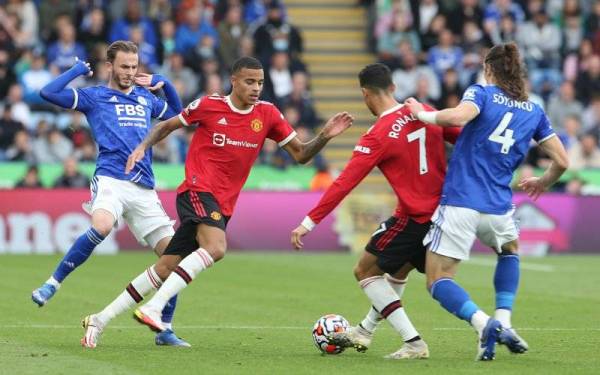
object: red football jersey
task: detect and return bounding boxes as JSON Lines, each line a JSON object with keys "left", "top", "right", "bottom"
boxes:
{"left": 177, "top": 95, "right": 296, "bottom": 216}
{"left": 307, "top": 104, "right": 460, "bottom": 225}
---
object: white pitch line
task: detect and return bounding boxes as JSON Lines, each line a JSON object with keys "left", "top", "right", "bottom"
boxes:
{"left": 467, "top": 258, "right": 555, "bottom": 272}
{"left": 0, "top": 325, "right": 597, "bottom": 332}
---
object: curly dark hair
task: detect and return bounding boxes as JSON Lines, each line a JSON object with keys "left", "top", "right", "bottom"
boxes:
{"left": 484, "top": 42, "right": 528, "bottom": 102}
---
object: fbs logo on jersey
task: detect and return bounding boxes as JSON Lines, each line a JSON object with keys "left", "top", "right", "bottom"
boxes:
{"left": 250, "top": 119, "right": 263, "bottom": 132}
{"left": 218, "top": 117, "right": 228, "bottom": 126}
{"left": 210, "top": 211, "right": 222, "bottom": 221}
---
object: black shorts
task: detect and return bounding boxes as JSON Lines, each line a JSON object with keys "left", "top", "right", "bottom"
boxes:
{"left": 365, "top": 216, "right": 431, "bottom": 274}
{"left": 163, "top": 191, "right": 230, "bottom": 257}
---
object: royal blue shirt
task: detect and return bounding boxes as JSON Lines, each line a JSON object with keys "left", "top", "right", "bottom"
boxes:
{"left": 441, "top": 84, "right": 555, "bottom": 214}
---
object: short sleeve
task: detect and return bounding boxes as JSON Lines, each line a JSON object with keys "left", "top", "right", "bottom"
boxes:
{"left": 267, "top": 105, "right": 296, "bottom": 147}
{"left": 533, "top": 112, "right": 556, "bottom": 144}
{"left": 461, "top": 84, "right": 486, "bottom": 114}
{"left": 150, "top": 94, "right": 169, "bottom": 120}
{"left": 178, "top": 97, "right": 204, "bottom": 127}
{"left": 72, "top": 87, "right": 96, "bottom": 112}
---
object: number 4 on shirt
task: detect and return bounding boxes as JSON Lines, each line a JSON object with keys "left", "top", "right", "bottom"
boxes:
{"left": 488, "top": 112, "right": 515, "bottom": 154}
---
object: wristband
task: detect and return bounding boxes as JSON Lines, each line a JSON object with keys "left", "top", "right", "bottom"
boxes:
{"left": 301, "top": 216, "right": 316, "bottom": 231}
{"left": 417, "top": 111, "right": 439, "bottom": 124}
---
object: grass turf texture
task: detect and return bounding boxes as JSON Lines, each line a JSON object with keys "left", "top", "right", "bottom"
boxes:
{"left": 0, "top": 253, "right": 599, "bottom": 374}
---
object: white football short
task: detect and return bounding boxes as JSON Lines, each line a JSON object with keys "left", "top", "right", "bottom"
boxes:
{"left": 84, "top": 175, "right": 175, "bottom": 248}
{"left": 423, "top": 205, "right": 519, "bottom": 260}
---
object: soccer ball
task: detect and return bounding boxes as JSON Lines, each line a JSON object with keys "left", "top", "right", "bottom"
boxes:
{"left": 312, "top": 314, "right": 350, "bottom": 354}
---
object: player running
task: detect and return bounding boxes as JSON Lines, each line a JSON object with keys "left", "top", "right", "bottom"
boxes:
{"left": 79, "top": 56, "right": 354, "bottom": 348}
{"left": 32, "top": 41, "right": 189, "bottom": 347}
{"left": 291, "top": 63, "right": 460, "bottom": 359}
{"left": 404, "top": 42, "right": 569, "bottom": 361}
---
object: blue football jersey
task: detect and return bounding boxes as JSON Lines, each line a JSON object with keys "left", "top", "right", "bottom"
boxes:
{"left": 441, "top": 84, "right": 555, "bottom": 214}
{"left": 71, "top": 85, "right": 170, "bottom": 188}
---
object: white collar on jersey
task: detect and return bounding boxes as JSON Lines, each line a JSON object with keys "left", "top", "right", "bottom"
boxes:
{"left": 225, "top": 95, "right": 255, "bottom": 114}
{"left": 379, "top": 103, "right": 403, "bottom": 118}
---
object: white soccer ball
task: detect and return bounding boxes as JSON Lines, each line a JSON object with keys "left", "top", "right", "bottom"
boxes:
{"left": 312, "top": 314, "right": 350, "bottom": 354}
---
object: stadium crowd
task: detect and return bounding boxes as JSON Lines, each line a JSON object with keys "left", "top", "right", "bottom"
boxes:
{"left": 1, "top": 0, "right": 599, "bottom": 193}
{"left": 0, "top": 0, "right": 320, "bottom": 173}
{"left": 365, "top": 0, "right": 600, "bottom": 193}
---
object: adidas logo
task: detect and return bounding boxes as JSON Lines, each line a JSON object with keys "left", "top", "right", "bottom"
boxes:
{"left": 109, "top": 96, "right": 118, "bottom": 102}
{"left": 217, "top": 117, "right": 228, "bottom": 125}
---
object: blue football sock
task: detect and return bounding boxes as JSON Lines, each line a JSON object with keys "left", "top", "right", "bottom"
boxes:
{"left": 430, "top": 278, "right": 480, "bottom": 322}
{"left": 494, "top": 254, "right": 520, "bottom": 310}
{"left": 161, "top": 294, "right": 178, "bottom": 324}
{"left": 52, "top": 228, "right": 105, "bottom": 283}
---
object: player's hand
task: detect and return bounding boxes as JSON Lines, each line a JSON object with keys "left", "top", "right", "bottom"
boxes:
{"left": 126, "top": 145, "right": 146, "bottom": 174}
{"left": 73, "top": 57, "right": 93, "bottom": 77}
{"left": 404, "top": 97, "right": 425, "bottom": 115}
{"left": 291, "top": 225, "right": 310, "bottom": 250}
{"left": 135, "top": 73, "right": 165, "bottom": 91}
{"left": 518, "top": 176, "right": 546, "bottom": 200}
{"left": 322, "top": 112, "right": 354, "bottom": 140}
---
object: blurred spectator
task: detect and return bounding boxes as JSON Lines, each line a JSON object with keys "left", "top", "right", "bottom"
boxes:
{"left": 0, "top": 49, "right": 16, "bottom": 100}
{"left": 377, "top": 11, "right": 421, "bottom": 59}
{"left": 109, "top": 0, "right": 158, "bottom": 48}
{"left": 130, "top": 25, "right": 158, "bottom": 70}
{"left": 264, "top": 51, "right": 295, "bottom": 104}
{"left": 218, "top": 4, "right": 247, "bottom": 69}
{"left": 427, "top": 29, "right": 463, "bottom": 80}
{"left": 159, "top": 53, "right": 198, "bottom": 103}
{"left": 447, "top": 0, "right": 483, "bottom": 36}
{"left": 439, "top": 68, "right": 462, "bottom": 108}
{"left": 391, "top": 49, "right": 439, "bottom": 101}
{"left": 420, "top": 13, "right": 446, "bottom": 52}
{"left": 5, "top": 129, "right": 32, "bottom": 161}
{"left": 158, "top": 19, "right": 177, "bottom": 62}
{"left": 281, "top": 71, "right": 319, "bottom": 129}
{"left": 565, "top": 176, "right": 584, "bottom": 196}
{"left": 582, "top": 96, "right": 600, "bottom": 132}
{"left": 563, "top": 38, "right": 595, "bottom": 81}
{"left": 547, "top": 81, "right": 584, "bottom": 133}
{"left": 494, "top": 14, "right": 517, "bottom": 45}
{"left": 483, "top": 0, "right": 525, "bottom": 44}
{"left": 417, "top": 0, "right": 438, "bottom": 34}
{"left": 38, "top": 1, "right": 74, "bottom": 42}
{"left": 149, "top": 0, "right": 174, "bottom": 22}
{"left": 46, "top": 21, "right": 86, "bottom": 73}
{"left": 53, "top": 157, "right": 90, "bottom": 188}
{"left": 559, "top": 115, "right": 582, "bottom": 150}
{"left": 562, "top": 14, "right": 584, "bottom": 57}
{"left": 15, "top": 164, "right": 42, "bottom": 188}
{"left": 62, "top": 112, "right": 92, "bottom": 150}
{"left": 175, "top": 5, "right": 219, "bottom": 55}
{"left": 152, "top": 138, "right": 179, "bottom": 164}
{"left": 310, "top": 159, "right": 334, "bottom": 191}
{"left": 78, "top": 7, "right": 109, "bottom": 53}
{"left": 2, "top": 0, "right": 38, "bottom": 48}
{"left": 6, "top": 83, "right": 31, "bottom": 129}
{"left": 414, "top": 75, "right": 436, "bottom": 105}
{"left": 20, "top": 52, "right": 53, "bottom": 109}
{"left": 202, "top": 73, "right": 224, "bottom": 96}
{"left": 32, "top": 124, "right": 73, "bottom": 163}
{"left": 253, "top": 1, "right": 302, "bottom": 63}
{"left": 75, "top": 141, "right": 97, "bottom": 162}
{"left": 575, "top": 55, "right": 600, "bottom": 106}
{"left": 244, "top": 0, "right": 286, "bottom": 25}
{"left": 584, "top": 0, "right": 600, "bottom": 38}
{"left": 568, "top": 133, "right": 600, "bottom": 169}
{"left": 516, "top": 9, "right": 561, "bottom": 70}
{"left": 0, "top": 104, "right": 24, "bottom": 158}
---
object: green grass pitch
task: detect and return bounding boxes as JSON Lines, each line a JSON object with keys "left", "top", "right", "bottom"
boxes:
{"left": 1, "top": 253, "right": 599, "bottom": 374}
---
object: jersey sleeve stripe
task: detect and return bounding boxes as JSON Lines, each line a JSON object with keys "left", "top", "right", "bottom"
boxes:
{"left": 537, "top": 133, "right": 556, "bottom": 144}
{"left": 158, "top": 101, "right": 168, "bottom": 119}
{"left": 71, "top": 88, "right": 78, "bottom": 110}
{"left": 178, "top": 113, "right": 190, "bottom": 126}
{"left": 461, "top": 100, "right": 480, "bottom": 114}
{"left": 278, "top": 131, "right": 297, "bottom": 147}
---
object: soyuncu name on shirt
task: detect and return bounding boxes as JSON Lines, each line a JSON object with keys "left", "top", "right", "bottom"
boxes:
{"left": 492, "top": 93, "right": 533, "bottom": 112}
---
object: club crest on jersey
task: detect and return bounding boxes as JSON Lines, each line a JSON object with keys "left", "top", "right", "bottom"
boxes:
{"left": 250, "top": 119, "right": 263, "bottom": 132}
{"left": 210, "top": 211, "right": 222, "bottom": 221}
{"left": 137, "top": 96, "right": 147, "bottom": 106}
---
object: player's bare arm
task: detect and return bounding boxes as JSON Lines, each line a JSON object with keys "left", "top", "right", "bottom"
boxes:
{"left": 126, "top": 116, "right": 183, "bottom": 173}
{"left": 283, "top": 112, "right": 354, "bottom": 164}
{"left": 518, "top": 136, "right": 569, "bottom": 200}
{"left": 404, "top": 98, "right": 478, "bottom": 127}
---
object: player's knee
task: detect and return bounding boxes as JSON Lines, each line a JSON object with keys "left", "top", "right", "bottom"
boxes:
{"left": 203, "top": 239, "right": 227, "bottom": 262}
{"left": 353, "top": 264, "right": 367, "bottom": 281}
{"left": 154, "top": 259, "right": 178, "bottom": 280}
{"left": 500, "top": 240, "right": 519, "bottom": 255}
